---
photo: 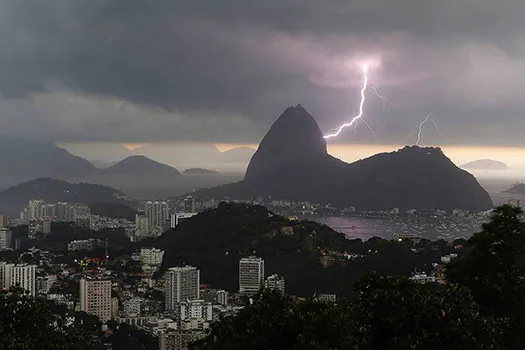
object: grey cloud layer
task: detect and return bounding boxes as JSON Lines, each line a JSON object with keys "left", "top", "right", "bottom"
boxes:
{"left": 0, "top": 1, "right": 524, "bottom": 144}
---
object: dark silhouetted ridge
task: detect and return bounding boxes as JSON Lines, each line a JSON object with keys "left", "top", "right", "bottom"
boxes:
{"left": 197, "top": 106, "right": 493, "bottom": 211}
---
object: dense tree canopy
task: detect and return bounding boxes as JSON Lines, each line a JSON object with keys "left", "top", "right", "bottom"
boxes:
{"left": 447, "top": 204, "right": 525, "bottom": 348}
{"left": 193, "top": 276, "right": 503, "bottom": 349}
{"left": 0, "top": 288, "right": 98, "bottom": 349}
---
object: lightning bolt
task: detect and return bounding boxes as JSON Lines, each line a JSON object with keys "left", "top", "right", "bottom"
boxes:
{"left": 416, "top": 114, "right": 442, "bottom": 145}
{"left": 368, "top": 85, "right": 392, "bottom": 110}
{"left": 324, "top": 64, "right": 371, "bottom": 139}
{"left": 416, "top": 114, "right": 431, "bottom": 146}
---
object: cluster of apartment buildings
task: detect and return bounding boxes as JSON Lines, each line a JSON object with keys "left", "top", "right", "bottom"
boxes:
{"left": 16, "top": 199, "right": 136, "bottom": 237}
{"left": 134, "top": 198, "right": 198, "bottom": 240}
{"left": 0, "top": 243, "right": 287, "bottom": 349}
{"left": 156, "top": 256, "right": 284, "bottom": 348}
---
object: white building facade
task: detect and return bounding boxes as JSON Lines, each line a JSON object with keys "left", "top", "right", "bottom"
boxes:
{"left": 239, "top": 256, "right": 264, "bottom": 296}
{"left": 165, "top": 266, "right": 200, "bottom": 312}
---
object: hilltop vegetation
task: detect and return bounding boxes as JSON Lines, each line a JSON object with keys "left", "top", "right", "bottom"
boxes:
{"left": 156, "top": 202, "right": 456, "bottom": 295}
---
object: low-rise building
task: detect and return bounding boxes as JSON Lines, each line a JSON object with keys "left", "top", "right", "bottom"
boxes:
{"left": 159, "top": 329, "right": 208, "bottom": 350}
{"left": 36, "top": 275, "right": 57, "bottom": 294}
{"left": 140, "top": 248, "right": 165, "bottom": 268}
{"left": 265, "top": 274, "right": 285, "bottom": 294}
{"left": 178, "top": 299, "right": 213, "bottom": 322}
{"left": 68, "top": 239, "right": 99, "bottom": 252}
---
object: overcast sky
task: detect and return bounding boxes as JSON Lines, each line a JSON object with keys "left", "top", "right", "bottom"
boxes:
{"left": 1, "top": 1, "right": 525, "bottom": 146}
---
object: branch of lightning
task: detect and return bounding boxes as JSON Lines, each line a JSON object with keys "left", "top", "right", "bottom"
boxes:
{"left": 323, "top": 64, "right": 386, "bottom": 140}
{"left": 415, "top": 114, "right": 442, "bottom": 146}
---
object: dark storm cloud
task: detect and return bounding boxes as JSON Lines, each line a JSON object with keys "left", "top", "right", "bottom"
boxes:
{"left": 0, "top": 0, "right": 524, "bottom": 144}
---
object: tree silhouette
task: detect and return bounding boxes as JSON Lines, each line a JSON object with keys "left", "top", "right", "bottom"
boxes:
{"left": 0, "top": 287, "right": 99, "bottom": 349}
{"left": 447, "top": 204, "right": 525, "bottom": 348}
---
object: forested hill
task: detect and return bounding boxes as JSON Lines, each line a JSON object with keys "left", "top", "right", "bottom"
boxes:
{"left": 155, "top": 202, "right": 456, "bottom": 296}
{"left": 0, "top": 178, "right": 130, "bottom": 216}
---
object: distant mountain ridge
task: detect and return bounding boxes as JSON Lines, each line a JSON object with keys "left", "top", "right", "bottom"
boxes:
{"left": 183, "top": 168, "right": 219, "bottom": 175}
{"left": 0, "top": 139, "right": 183, "bottom": 192}
{"left": 197, "top": 106, "right": 493, "bottom": 211}
{"left": 0, "top": 138, "right": 98, "bottom": 189}
{"left": 101, "top": 155, "right": 180, "bottom": 176}
{"left": 461, "top": 159, "right": 509, "bottom": 170}
{"left": 504, "top": 183, "right": 525, "bottom": 195}
{"left": 0, "top": 178, "right": 130, "bottom": 216}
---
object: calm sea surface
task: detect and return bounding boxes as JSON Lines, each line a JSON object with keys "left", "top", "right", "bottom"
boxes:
{"left": 305, "top": 215, "right": 486, "bottom": 241}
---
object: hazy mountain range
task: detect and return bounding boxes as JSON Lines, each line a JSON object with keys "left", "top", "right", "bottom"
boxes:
{"left": 0, "top": 138, "right": 246, "bottom": 197}
{"left": 58, "top": 142, "right": 256, "bottom": 171}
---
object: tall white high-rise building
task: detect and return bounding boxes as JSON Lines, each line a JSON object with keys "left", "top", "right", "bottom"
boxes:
{"left": 80, "top": 278, "right": 112, "bottom": 322}
{"left": 0, "top": 264, "right": 36, "bottom": 296}
{"left": 0, "top": 227, "right": 12, "bottom": 250}
{"left": 145, "top": 201, "right": 169, "bottom": 234}
{"left": 165, "top": 266, "right": 200, "bottom": 312}
{"left": 239, "top": 256, "right": 264, "bottom": 296}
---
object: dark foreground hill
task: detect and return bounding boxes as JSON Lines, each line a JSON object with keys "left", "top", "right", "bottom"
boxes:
{"left": 197, "top": 106, "right": 492, "bottom": 212}
{"left": 0, "top": 178, "right": 130, "bottom": 216}
{"left": 156, "top": 202, "right": 456, "bottom": 296}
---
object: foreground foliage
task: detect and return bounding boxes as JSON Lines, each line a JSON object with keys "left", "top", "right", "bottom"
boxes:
{"left": 447, "top": 205, "right": 525, "bottom": 349}
{"left": 0, "top": 288, "right": 97, "bottom": 350}
{"left": 194, "top": 277, "right": 502, "bottom": 349}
